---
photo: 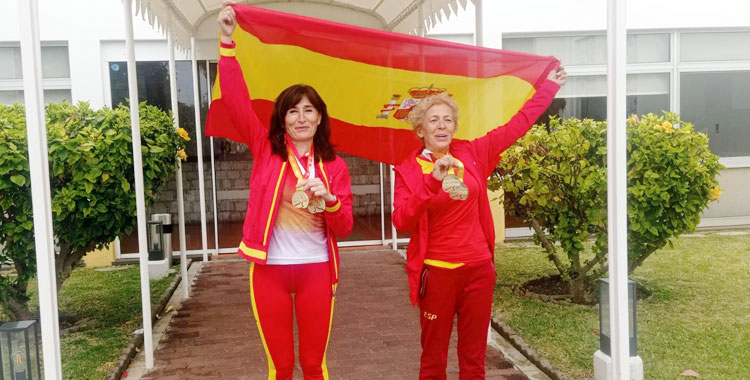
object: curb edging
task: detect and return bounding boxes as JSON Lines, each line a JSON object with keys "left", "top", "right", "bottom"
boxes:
{"left": 491, "top": 316, "right": 577, "bottom": 380}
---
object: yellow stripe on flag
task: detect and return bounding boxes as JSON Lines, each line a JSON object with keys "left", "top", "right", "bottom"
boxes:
{"left": 228, "top": 30, "right": 535, "bottom": 141}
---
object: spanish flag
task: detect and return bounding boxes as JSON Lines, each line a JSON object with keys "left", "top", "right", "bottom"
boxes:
{"left": 209, "top": 4, "right": 558, "bottom": 165}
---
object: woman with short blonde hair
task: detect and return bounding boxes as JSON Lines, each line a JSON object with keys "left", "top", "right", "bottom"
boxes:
{"left": 393, "top": 66, "right": 567, "bottom": 379}
{"left": 407, "top": 93, "right": 460, "bottom": 133}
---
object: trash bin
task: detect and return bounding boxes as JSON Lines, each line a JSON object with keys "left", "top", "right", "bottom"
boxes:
{"left": 147, "top": 213, "right": 173, "bottom": 279}
{"left": 151, "top": 213, "right": 173, "bottom": 266}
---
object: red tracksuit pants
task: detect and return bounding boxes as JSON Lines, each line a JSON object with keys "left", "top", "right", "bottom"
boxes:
{"left": 418, "top": 259, "right": 496, "bottom": 380}
{"left": 249, "top": 262, "right": 334, "bottom": 380}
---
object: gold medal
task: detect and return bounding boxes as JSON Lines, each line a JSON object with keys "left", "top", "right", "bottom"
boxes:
{"left": 292, "top": 189, "right": 309, "bottom": 209}
{"left": 286, "top": 140, "right": 317, "bottom": 211}
{"left": 449, "top": 182, "right": 469, "bottom": 201}
{"left": 442, "top": 174, "right": 461, "bottom": 192}
{"left": 307, "top": 197, "right": 325, "bottom": 214}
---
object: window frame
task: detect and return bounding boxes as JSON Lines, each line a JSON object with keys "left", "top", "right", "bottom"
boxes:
{"left": 0, "top": 41, "right": 72, "bottom": 103}
{"left": 502, "top": 28, "right": 750, "bottom": 166}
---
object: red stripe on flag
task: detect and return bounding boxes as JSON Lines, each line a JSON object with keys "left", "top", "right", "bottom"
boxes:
{"left": 208, "top": 98, "right": 427, "bottom": 165}
{"left": 331, "top": 121, "right": 423, "bottom": 165}
{"left": 232, "top": 5, "right": 558, "bottom": 86}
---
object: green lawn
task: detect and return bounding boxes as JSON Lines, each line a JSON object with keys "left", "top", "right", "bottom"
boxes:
{"left": 493, "top": 231, "right": 750, "bottom": 380}
{"left": 29, "top": 265, "right": 176, "bottom": 380}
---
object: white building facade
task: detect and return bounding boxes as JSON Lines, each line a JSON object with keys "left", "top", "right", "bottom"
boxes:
{"left": 1, "top": 0, "right": 748, "bottom": 256}
{"left": 431, "top": 0, "right": 750, "bottom": 231}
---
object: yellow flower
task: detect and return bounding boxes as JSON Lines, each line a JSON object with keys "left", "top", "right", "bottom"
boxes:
{"left": 177, "top": 149, "right": 187, "bottom": 161}
{"left": 709, "top": 186, "right": 721, "bottom": 200}
{"left": 627, "top": 114, "right": 639, "bottom": 124}
{"left": 102, "top": 173, "right": 110, "bottom": 182}
{"left": 654, "top": 121, "right": 674, "bottom": 133}
{"left": 177, "top": 128, "right": 191, "bottom": 141}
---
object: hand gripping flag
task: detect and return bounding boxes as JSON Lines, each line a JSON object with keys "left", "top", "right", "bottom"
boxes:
{"left": 208, "top": 4, "right": 559, "bottom": 165}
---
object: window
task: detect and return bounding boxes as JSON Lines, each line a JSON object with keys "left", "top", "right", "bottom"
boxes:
{"left": 0, "top": 44, "right": 72, "bottom": 105}
{"left": 110, "top": 61, "right": 171, "bottom": 111}
{"left": 0, "top": 46, "right": 22, "bottom": 79}
{"left": 550, "top": 74, "right": 670, "bottom": 121}
{"left": 108, "top": 60, "right": 211, "bottom": 160}
{"left": 626, "top": 73, "right": 670, "bottom": 117}
{"left": 627, "top": 34, "right": 670, "bottom": 63}
{"left": 681, "top": 32, "right": 750, "bottom": 62}
{"left": 503, "top": 33, "right": 670, "bottom": 65}
{"left": 680, "top": 71, "right": 750, "bottom": 158}
{"left": 503, "top": 35, "right": 607, "bottom": 65}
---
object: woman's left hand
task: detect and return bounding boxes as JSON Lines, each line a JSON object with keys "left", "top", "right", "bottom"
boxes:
{"left": 547, "top": 66, "right": 568, "bottom": 86}
{"left": 301, "top": 178, "right": 336, "bottom": 202}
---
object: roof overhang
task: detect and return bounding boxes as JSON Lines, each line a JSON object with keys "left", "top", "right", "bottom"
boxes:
{"left": 134, "top": 0, "right": 474, "bottom": 50}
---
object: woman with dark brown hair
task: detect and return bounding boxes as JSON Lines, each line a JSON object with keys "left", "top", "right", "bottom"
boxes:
{"left": 207, "top": 4, "right": 353, "bottom": 379}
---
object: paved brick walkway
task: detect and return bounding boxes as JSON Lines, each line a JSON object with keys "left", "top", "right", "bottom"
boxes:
{"left": 141, "top": 249, "right": 527, "bottom": 379}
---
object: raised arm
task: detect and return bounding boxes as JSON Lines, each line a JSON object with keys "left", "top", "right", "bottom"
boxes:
{"left": 206, "top": 2, "right": 268, "bottom": 156}
{"left": 472, "top": 66, "right": 567, "bottom": 168}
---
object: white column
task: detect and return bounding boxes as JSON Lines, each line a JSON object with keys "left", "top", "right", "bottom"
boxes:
{"left": 18, "top": 1, "right": 63, "bottom": 378}
{"left": 122, "top": 0, "right": 154, "bottom": 369}
{"left": 207, "top": 65, "right": 219, "bottom": 256}
{"left": 191, "top": 36, "right": 209, "bottom": 262}
{"left": 606, "top": 0, "right": 631, "bottom": 379}
{"left": 474, "top": 0, "right": 483, "bottom": 47}
{"left": 476, "top": 0, "right": 492, "bottom": 346}
{"left": 168, "top": 30, "right": 189, "bottom": 298}
{"left": 380, "top": 163, "right": 386, "bottom": 245}
{"left": 417, "top": 2, "right": 425, "bottom": 37}
{"left": 390, "top": 165, "right": 397, "bottom": 250}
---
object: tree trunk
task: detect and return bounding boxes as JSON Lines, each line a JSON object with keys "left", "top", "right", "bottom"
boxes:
{"left": 529, "top": 217, "right": 569, "bottom": 281}
{"left": 569, "top": 276, "right": 587, "bottom": 304}
{"left": 569, "top": 252, "right": 587, "bottom": 303}
{"left": 55, "top": 242, "right": 95, "bottom": 294}
{"left": 7, "top": 254, "right": 32, "bottom": 320}
{"left": 7, "top": 296, "right": 31, "bottom": 321}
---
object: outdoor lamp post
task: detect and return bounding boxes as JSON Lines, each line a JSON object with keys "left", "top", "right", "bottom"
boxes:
{"left": 146, "top": 220, "right": 164, "bottom": 261}
{"left": 146, "top": 219, "right": 170, "bottom": 279}
{"left": 594, "top": 278, "right": 643, "bottom": 380}
{"left": 0, "top": 320, "right": 41, "bottom": 380}
{"left": 599, "top": 278, "right": 637, "bottom": 356}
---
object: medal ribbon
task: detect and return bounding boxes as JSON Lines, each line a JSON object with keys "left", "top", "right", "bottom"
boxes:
{"left": 285, "top": 135, "right": 315, "bottom": 189}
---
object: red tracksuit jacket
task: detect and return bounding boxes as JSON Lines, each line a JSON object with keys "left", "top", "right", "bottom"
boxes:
{"left": 206, "top": 43, "right": 354, "bottom": 291}
{"left": 392, "top": 80, "right": 560, "bottom": 305}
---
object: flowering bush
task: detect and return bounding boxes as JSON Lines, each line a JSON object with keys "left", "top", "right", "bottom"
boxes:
{"left": 0, "top": 101, "right": 184, "bottom": 319}
{"left": 489, "top": 113, "right": 723, "bottom": 303}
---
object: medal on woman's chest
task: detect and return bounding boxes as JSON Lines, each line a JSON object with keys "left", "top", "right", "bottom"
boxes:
{"left": 435, "top": 154, "right": 468, "bottom": 201}
{"left": 307, "top": 197, "right": 325, "bottom": 214}
{"left": 292, "top": 189, "right": 310, "bottom": 209}
{"left": 287, "top": 143, "right": 325, "bottom": 213}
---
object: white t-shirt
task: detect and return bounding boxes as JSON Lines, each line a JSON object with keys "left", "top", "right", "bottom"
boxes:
{"left": 266, "top": 156, "right": 329, "bottom": 265}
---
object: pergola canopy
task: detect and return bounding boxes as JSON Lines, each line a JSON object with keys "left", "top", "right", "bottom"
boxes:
{"left": 135, "top": 0, "right": 474, "bottom": 49}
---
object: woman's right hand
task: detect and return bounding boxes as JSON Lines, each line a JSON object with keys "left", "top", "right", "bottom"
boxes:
{"left": 431, "top": 155, "right": 458, "bottom": 181}
{"left": 218, "top": 1, "right": 237, "bottom": 44}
